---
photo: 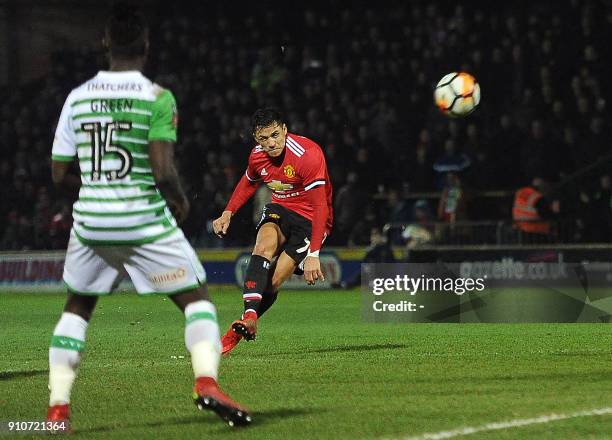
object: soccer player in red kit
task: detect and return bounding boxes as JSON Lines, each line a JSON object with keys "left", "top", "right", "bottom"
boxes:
{"left": 212, "top": 108, "right": 333, "bottom": 354}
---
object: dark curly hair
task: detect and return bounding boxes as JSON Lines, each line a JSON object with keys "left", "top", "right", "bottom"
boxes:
{"left": 105, "top": 3, "right": 148, "bottom": 59}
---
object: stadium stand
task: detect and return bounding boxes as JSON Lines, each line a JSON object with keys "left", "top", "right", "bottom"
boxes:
{"left": 0, "top": 0, "right": 610, "bottom": 249}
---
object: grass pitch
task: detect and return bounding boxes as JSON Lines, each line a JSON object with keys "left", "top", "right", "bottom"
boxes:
{"left": 1, "top": 288, "right": 611, "bottom": 439}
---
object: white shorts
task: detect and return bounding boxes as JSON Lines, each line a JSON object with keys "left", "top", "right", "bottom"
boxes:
{"left": 63, "top": 229, "right": 206, "bottom": 295}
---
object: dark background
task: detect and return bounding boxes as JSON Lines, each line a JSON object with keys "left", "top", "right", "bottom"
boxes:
{"left": 0, "top": 0, "right": 611, "bottom": 250}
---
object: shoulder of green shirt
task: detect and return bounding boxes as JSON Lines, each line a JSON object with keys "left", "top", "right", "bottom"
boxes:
{"left": 148, "top": 88, "right": 177, "bottom": 143}
{"left": 153, "top": 88, "right": 176, "bottom": 110}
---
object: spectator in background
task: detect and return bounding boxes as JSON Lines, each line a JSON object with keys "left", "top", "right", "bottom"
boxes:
{"left": 333, "top": 227, "right": 395, "bottom": 289}
{"left": 520, "top": 120, "right": 557, "bottom": 182}
{"left": 464, "top": 124, "right": 494, "bottom": 190}
{"left": 548, "top": 100, "right": 567, "bottom": 142}
{"left": 562, "top": 126, "right": 584, "bottom": 169}
{"left": 16, "top": 214, "right": 35, "bottom": 250}
{"left": 333, "top": 172, "right": 364, "bottom": 245}
{"left": 196, "top": 172, "right": 224, "bottom": 246}
{"left": 490, "top": 114, "right": 523, "bottom": 188}
{"left": 48, "top": 203, "right": 72, "bottom": 250}
{"left": 437, "top": 172, "right": 469, "bottom": 224}
{"left": 32, "top": 187, "right": 52, "bottom": 249}
{"left": 433, "top": 139, "right": 471, "bottom": 189}
{"left": 383, "top": 188, "right": 413, "bottom": 244}
{"left": 579, "top": 174, "right": 612, "bottom": 242}
{"left": 1, "top": 1, "right": 610, "bottom": 249}
{"left": 585, "top": 116, "right": 607, "bottom": 162}
{"left": 386, "top": 188, "right": 412, "bottom": 225}
{"left": 348, "top": 206, "right": 377, "bottom": 247}
{"left": 512, "top": 177, "right": 560, "bottom": 243}
{"left": 353, "top": 147, "right": 380, "bottom": 193}
{"left": 410, "top": 129, "right": 435, "bottom": 191}
{"left": 1, "top": 210, "right": 20, "bottom": 250}
{"left": 401, "top": 199, "right": 435, "bottom": 255}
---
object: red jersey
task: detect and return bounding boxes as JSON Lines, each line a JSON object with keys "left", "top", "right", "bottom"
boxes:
{"left": 244, "top": 133, "right": 334, "bottom": 231}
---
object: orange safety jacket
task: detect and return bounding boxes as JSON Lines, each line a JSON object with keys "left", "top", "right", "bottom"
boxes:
{"left": 512, "top": 187, "right": 550, "bottom": 234}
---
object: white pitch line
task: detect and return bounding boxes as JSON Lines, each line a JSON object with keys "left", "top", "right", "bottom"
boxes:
{"left": 396, "top": 407, "right": 612, "bottom": 440}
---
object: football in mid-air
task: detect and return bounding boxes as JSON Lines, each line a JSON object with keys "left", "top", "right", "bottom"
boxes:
{"left": 434, "top": 72, "right": 480, "bottom": 117}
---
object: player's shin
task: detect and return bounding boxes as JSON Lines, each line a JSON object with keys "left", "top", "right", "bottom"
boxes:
{"left": 185, "top": 301, "right": 221, "bottom": 380}
{"left": 257, "top": 290, "right": 278, "bottom": 318}
{"left": 48, "top": 312, "right": 88, "bottom": 406}
{"left": 242, "top": 254, "right": 271, "bottom": 319}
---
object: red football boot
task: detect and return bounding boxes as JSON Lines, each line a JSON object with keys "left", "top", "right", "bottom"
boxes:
{"left": 221, "top": 327, "right": 243, "bottom": 356}
{"left": 230, "top": 311, "right": 257, "bottom": 341}
{"left": 46, "top": 403, "right": 72, "bottom": 434}
{"left": 192, "top": 377, "right": 252, "bottom": 427}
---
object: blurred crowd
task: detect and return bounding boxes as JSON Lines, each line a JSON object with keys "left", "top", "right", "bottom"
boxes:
{"left": 0, "top": 0, "right": 610, "bottom": 250}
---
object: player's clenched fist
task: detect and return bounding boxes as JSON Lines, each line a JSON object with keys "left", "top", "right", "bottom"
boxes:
{"left": 212, "top": 211, "right": 233, "bottom": 238}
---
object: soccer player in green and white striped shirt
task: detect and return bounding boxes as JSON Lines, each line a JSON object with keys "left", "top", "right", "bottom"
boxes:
{"left": 46, "top": 4, "right": 250, "bottom": 430}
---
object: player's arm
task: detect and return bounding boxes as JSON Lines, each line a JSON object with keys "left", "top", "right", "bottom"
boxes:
{"left": 149, "top": 140, "right": 189, "bottom": 223}
{"left": 51, "top": 161, "right": 80, "bottom": 199}
{"left": 212, "top": 164, "right": 261, "bottom": 238}
{"left": 303, "top": 184, "right": 328, "bottom": 284}
{"left": 51, "top": 92, "right": 80, "bottom": 198}
{"left": 147, "top": 89, "right": 189, "bottom": 223}
{"left": 301, "top": 147, "right": 329, "bottom": 285}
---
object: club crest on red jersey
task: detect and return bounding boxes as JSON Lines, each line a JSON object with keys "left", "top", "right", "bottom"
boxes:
{"left": 283, "top": 165, "right": 296, "bottom": 178}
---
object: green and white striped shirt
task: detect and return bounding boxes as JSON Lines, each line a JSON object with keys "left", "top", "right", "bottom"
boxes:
{"left": 52, "top": 71, "right": 179, "bottom": 245}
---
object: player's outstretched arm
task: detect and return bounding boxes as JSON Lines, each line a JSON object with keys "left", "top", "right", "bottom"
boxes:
{"left": 213, "top": 174, "right": 260, "bottom": 238}
{"left": 212, "top": 210, "right": 233, "bottom": 238}
{"left": 149, "top": 140, "right": 190, "bottom": 223}
{"left": 303, "top": 184, "right": 328, "bottom": 285}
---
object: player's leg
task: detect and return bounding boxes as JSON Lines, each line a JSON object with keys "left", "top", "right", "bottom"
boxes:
{"left": 222, "top": 204, "right": 290, "bottom": 354}
{"left": 257, "top": 220, "right": 314, "bottom": 319}
{"left": 256, "top": 259, "right": 280, "bottom": 318}
{"left": 124, "top": 232, "right": 250, "bottom": 426}
{"left": 221, "top": 248, "right": 290, "bottom": 355}
{"left": 233, "top": 221, "right": 284, "bottom": 340}
{"left": 256, "top": 208, "right": 322, "bottom": 318}
{"left": 168, "top": 286, "right": 220, "bottom": 383}
{"left": 47, "top": 293, "right": 97, "bottom": 431}
{"left": 242, "top": 222, "right": 284, "bottom": 317}
{"left": 257, "top": 251, "right": 298, "bottom": 317}
{"left": 251, "top": 207, "right": 317, "bottom": 318}
{"left": 47, "top": 233, "right": 123, "bottom": 430}
{"left": 168, "top": 286, "right": 251, "bottom": 426}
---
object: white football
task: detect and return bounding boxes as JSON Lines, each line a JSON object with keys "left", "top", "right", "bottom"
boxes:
{"left": 434, "top": 72, "right": 481, "bottom": 117}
